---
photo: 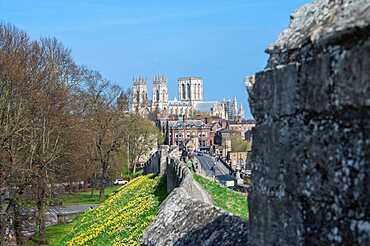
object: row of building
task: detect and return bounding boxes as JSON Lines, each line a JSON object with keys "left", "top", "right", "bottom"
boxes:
{"left": 120, "top": 76, "right": 244, "bottom": 120}
{"left": 118, "top": 75, "right": 255, "bottom": 172}
{"left": 157, "top": 115, "right": 255, "bottom": 171}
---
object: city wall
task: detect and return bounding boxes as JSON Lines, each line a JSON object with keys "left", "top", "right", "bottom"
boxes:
{"left": 142, "top": 0, "right": 369, "bottom": 245}
{"left": 142, "top": 146, "right": 249, "bottom": 246}
{"left": 246, "top": 0, "right": 370, "bottom": 244}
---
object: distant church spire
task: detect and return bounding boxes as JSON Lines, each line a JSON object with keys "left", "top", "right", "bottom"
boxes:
{"left": 239, "top": 103, "right": 244, "bottom": 119}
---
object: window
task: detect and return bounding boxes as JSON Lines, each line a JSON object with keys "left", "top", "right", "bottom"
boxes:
{"left": 182, "top": 84, "right": 185, "bottom": 99}
{"left": 162, "top": 90, "right": 166, "bottom": 101}
{"left": 156, "top": 90, "right": 159, "bottom": 102}
{"left": 187, "top": 132, "right": 190, "bottom": 138}
{"left": 199, "top": 140, "right": 206, "bottom": 146}
{"left": 187, "top": 84, "right": 191, "bottom": 99}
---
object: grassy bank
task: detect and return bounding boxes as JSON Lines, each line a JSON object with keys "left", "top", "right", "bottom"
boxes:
{"left": 121, "top": 169, "right": 144, "bottom": 179}
{"left": 27, "top": 218, "right": 79, "bottom": 245}
{"left": 59, "top": 186, "right": 118, "bottom": 205}
{"left": 193, "top": 174, "right": 248, "bottom": 219}
{"left": 62, "top": 174, "right": 167, "bottom": 245}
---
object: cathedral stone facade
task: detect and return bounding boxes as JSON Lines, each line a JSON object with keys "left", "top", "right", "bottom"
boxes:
{"left": 177, "top": 77, "right": 203, "bottom": 108}
{"left": 210, "top": 97, "right": 243, "bottom": 120}
{"left": 130, "top": 76, "right": 199, "bottom": 119}
{"left": 129, "top": 75, "right": 244, "bottom": 120}
{"left": 132, "top": 77, "right": 149, "bottom": 116}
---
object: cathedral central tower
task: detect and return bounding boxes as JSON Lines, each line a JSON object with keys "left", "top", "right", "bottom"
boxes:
{"left": 151, "top": 75, "right": 168, "bottom": 116}
{"left": 177, "top": 77, "right": 203, "bottom": 102}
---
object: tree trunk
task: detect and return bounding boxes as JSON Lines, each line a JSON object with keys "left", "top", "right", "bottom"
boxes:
{"left": 132, "top": 157, "right": 138, "bottom": 177}
{"left": 36, "top": 186, "right": 47, "bottom": 245}
{"left": 99, "top": 177, "right": 105, "bottom": 201}
{"left": 99, "top": 162, "right": 108, "bottom": 201}
{"left": 90, "top": 180, "right": 95, "bottom": 198}
{"left": 83, "top": 178, "right": 89, "bottom": 191}
{"left": 0, "top": 201, "right": 13, "bottom": 245}
{"left": 13, "top": 203, "right": 23, "bottom": 246}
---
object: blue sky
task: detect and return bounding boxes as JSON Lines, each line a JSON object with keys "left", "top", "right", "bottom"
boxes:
{"left": 0, "top": 0, "right": 310, "bottom": 118}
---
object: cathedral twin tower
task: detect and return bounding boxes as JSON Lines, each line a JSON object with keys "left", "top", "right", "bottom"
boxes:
{"left": 131, "top": 76, "right": 204, "bottom": 118}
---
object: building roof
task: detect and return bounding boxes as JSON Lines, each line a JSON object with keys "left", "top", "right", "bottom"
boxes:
{"left": 228, "top": 119, "right": 256, "bottom": 125}
{"left": 168, "top": 100, "right": 190, "bottom": 106}
{"left": 195, "top": 101, "right": 218, "bottom": 112}
{"left": 178, "top": 77, "right": 203, "bottom": 80}
{"left": 159, "top": 119, "right": 209, "bottom": 129}
{"left": 219, "top": 129, "right": 240, "bottom": 134}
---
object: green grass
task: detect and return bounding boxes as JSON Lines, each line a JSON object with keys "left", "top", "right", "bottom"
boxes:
{"left": 193, "top": 174, "right": 249, "bottom": 219}
{"left": 154, "top": 175, "right": 167, "bottom": 204}
{"left": 58, "top": 186, "right": 119, "bottom": 205}
{"left": 121, "top": 169, "right": 144, "bottom": 179}
{"left": 62, "top": 175, "right": 168, "bottom": 245}
{"left": 27, "top": 217, "right": 80, "bottom": 245}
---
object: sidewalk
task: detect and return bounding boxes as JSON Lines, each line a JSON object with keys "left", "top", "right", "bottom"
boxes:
{"left": 190, "top": 156, "right": 212, "bottom": 204}
{"left": 192, "top": 180, "right": 212, "bottom": 205}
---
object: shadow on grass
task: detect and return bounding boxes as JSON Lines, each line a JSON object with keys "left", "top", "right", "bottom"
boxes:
{"left": 153, "top": 175, "right": 168, "bottom": 205}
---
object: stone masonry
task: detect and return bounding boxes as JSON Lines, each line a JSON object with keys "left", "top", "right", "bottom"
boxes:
{"left": 246, "top": 0, "right": 370, "bottom": 245}
{"left": 142, "top": 148, "right": 249, "bottom": 245}
{"left": 142, "top": 0, "right": 369, "bottom": 245}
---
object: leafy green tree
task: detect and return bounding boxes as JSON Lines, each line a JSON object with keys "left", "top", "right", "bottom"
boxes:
{"left": 231, "top": 134, "right": 251, "bottom": 152}
{"left": 121, "top": 114, "right": 161, "bottom": 176}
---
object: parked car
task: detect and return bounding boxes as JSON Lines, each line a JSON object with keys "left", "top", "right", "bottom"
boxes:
{"left": 197, "top": 152, "right": 203, "bottom": 156}
{"left": 113, "top": 179, "right": 128, "bottom": 185}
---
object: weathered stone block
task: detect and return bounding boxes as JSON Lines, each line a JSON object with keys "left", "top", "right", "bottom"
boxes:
{"left": 248, "top": 0, "right": 370, "bottom": 245}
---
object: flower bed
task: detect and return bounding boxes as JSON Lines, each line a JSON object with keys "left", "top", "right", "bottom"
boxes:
{"left": 62, "top": 175, "right": 165, "bottom": 245}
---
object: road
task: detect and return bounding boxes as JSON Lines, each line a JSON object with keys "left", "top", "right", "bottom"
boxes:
{"left": 195, "top": 154, "right": 235, "bottom": 185}
{"left": 19, "top": 204, "right": 100, "bottom": 240}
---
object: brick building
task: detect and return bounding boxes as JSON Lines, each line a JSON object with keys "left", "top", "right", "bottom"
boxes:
{"left": 227, "top": 119, "right": 255, "bottom": 140}
{"left": 158, "top": 119, "right": 212, "bottom": 150}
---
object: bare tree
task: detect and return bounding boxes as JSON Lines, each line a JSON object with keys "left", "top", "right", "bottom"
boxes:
{"left": 25, "top": 37, "right": 80, "bottom": 244}
{"left": 0, "top": 23, "right": 34, "bottom": 245}
{"left": 78, "top": 68, "right": 123, "bottom": 201}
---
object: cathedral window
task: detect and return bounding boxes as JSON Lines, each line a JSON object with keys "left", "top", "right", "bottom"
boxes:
{"left": 187, "top": 84, "right": 191, "bottom": 100}
{"left": 182, "top": 84, "right": 185, "bottom": 99}
{"left": 156, "top": 90, "right": 159, "bottom": 102}
{"left": 162, "top": 90, "right": 166, "bottom": 101}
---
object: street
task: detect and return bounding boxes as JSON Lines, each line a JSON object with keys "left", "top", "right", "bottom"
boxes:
{"left": 195, "top": 154, "right": 235, "bottom": 185}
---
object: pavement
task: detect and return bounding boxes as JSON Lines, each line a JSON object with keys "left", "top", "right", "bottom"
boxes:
{"left": 191, "top": 179, "right": 212, "bottom": 205}
{"left": 190, "top": 153, "right": 236, "bottom": 204}
{"left": 194, "top": 154, "right": 235, "bottom": 185}
{"left": 20, "top": 204, "right": 100, "bottom": 241}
